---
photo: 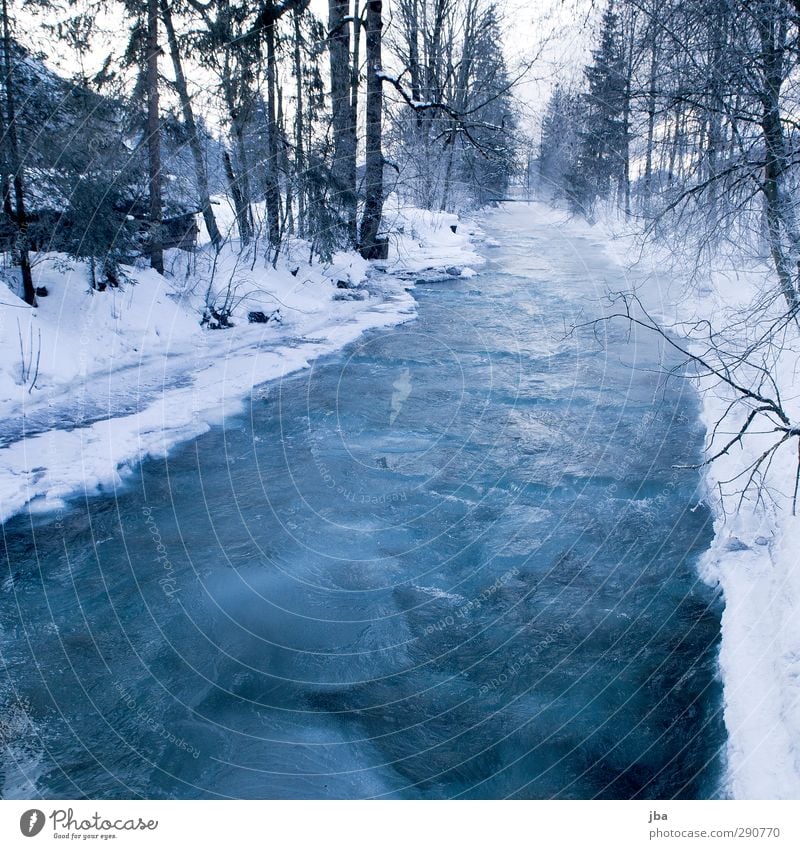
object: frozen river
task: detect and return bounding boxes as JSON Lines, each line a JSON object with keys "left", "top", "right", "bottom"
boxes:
{"left": 0, "top": 206, "right": 725, "bottom": 798}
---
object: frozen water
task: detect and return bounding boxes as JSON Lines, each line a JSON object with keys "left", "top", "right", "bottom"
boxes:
{"left": 0, "top": 206, "right": 724, "bottom": 798}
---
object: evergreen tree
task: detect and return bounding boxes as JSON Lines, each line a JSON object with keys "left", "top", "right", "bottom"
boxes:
{"left": 1, "top": 0, "right": 35, "bottom": 304}
{"left": 458, "top": 5, "right": 518, "bottom": 207}
{"left": 539, "top": 85, "right": 582, "bottom": 198}
{"left": 567, "top": 0, "right": 627, "bottom": 215}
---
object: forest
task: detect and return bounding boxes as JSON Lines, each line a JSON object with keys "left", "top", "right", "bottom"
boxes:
{"left": 0, "top": 0, "right": 518, "bottom": 305}
{"left": 540, "top": 0, "right": 800, "bottom": 510}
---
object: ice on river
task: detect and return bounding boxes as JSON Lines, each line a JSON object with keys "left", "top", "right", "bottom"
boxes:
{"left": 0, "top": 203, "right": 725, "bottom": 799}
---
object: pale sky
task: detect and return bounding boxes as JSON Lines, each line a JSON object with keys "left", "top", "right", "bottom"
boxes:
{"left": 18, "top": 0, "right": 597, "bottom": 136}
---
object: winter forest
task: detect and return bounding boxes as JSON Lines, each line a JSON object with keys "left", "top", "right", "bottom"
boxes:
{"left": 2, "top": 0, "right": 800, "bottom": 814}
{"left": 1, "top": 0, "right": 517, "bottom": 297}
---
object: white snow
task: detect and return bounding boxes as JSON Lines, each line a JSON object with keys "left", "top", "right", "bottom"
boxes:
{"left": 516, "top": 199, "right": 800, "bottom": 799}
{"left": 689, "top": 276, "right": 800, "bottom": 800}
{"left": 0, "top": 197, "right": 484, "bottom": 523}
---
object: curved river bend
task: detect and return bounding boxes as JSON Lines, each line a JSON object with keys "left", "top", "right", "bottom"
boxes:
{"left": 0, "top": 206, "right": 725, "bottom": 799}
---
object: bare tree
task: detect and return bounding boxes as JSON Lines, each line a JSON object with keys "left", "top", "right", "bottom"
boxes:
{"left": 581, "top": 292, "right": 800, "bottom": 511}
{"left": 552, "top": 0, "right": 800, "bottom": 514}
{"left": 387, "top": 0, "right": 521, "bottom": 211}
{"left": 248, "top": 0, "right": 311, "bottom": 252}
{"left": 329, "top": 0, "right": 358, "bottom": 246}
{"left": 145, "top": 0, "right": 164, "bottom": 273}
{"left": 291, "top": 4, "right": 306, "bottom": 234}
{"left": 160, "top": 0, "right": 222, "bottom": 249}
{"left": 359, "top": 0, "right": 385, "bottom": 259}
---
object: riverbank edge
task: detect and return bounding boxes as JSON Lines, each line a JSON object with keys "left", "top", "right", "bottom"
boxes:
{"left": 546, "top": 199, "right": 800, "bottom": 800}
{"left": 0, "top": 204, "right": 487, "bottom": 525}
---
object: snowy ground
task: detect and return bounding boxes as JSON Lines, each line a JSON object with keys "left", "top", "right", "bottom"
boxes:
{"left": 0, "top": 198, "right": 484, "bottom": 523}
{"left": 688, "top": 279, "right": 800, "bottom": 801}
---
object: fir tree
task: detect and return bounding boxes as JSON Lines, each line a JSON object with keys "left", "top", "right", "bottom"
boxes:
{"left": 568, "top": 0, "right": 627, "bottom": 215}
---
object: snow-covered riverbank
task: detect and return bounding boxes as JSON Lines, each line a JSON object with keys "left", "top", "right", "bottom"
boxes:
{"left": 0, "top": 200, "right": 485, "bottom": 523}
{"left": 689, "top": 280, "right": 800, "bottom": 801}
{"left": 525, "top": 199, "right": 800, "bottom": 799}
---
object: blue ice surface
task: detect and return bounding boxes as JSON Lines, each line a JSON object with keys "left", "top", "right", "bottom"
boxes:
{"left": 0, "top": 212, "right": 724, "bottom": 799}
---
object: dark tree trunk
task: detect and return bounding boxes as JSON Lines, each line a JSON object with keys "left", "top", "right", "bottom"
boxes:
{"left": 220, "top": 55, "right": 254, "bottom": 245}
{"left": 236, "top": 130, "right": 255, "bottom": 243}
{"left": 620, "top": 13, "right": 634, "bottom": 218}
{"left": 329, "top": 0, "right": 357, "bottom": 246}
{"left": 277, "top": 83, "right": 289, "bottom": 233}
{"left": 2, "top": 173, "right": 12, "bottom": 218}
{"left": 160, "top": 0, "right": 221, "bottom": 249}
{"left": 759, "top": 5, "right": 798, "bottom": 310}
{"left": 264, "top": 13, "right": 281, "bottom": 248}
{"left": 703, "top": 4, "right": 728, "bottom": 231}
{"left": 1, "top": 0, "right": 34, "bottom": 305}
{"left": 146, "top": 0, "right": 164, "bottom": 274}
{"left": 230, "top": 112, "right": 254, "bottom": 243}
{"left": 359, "top": 0, "right": 385, "bottom": 260}
{"left": 666, "top": 105, "right": 682, "bottom": 186}
{"left": 643, "top": 40, "right": 657, "bottom": 204}
{"left": 222, "top": 149, "right": 248, "bottom": 241}
{"left": 349, "top": 0, "right": 361, "bottom": 243}
{"left": 250, "top": 1, "right": 310, "bottom": 249}
{"left": 215, "top": 15, "right": 256, "bottom": 248}
{"left": 621, "top": 81, "right": 631, "bottom": 217}
{"left": 440, "top": 4, "right": 474, "bottom": 212}
{"left": 292, "top": 6, "right": 305, "bottom": 235}
{"left": 406, "top": 0, "right": 421, "bottom": 108}
{"left": 426, "top": 0, "right": 445, "bottom": 102}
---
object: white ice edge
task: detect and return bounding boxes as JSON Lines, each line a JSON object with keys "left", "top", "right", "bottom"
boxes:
{"left": 529, "top": 200, "right": 800, "bottom": 799}
{"left": 0, "top": 204, "right": 486, "bottom": 525}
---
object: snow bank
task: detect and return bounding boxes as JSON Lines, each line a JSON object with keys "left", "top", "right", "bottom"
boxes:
{"left": 521, "top": 199, "right": 800, "bottom": 799}
{"left": 689, "top": 274, "right": 800, "bottom": 800}
{"left": 0, "top": 200, "right": 485, "bottom": 522}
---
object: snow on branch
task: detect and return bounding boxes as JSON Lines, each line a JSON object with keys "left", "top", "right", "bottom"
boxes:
{"left": 571, "top": 291, "right": 800, "bottom": 514}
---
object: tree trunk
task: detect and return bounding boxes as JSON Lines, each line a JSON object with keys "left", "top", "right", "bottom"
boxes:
{"left": 292, "top": 6, "right": 306, "bottom": 235}
{"left": 643, "top": 40, "right": 657, "bottom": 205}
{"left": 404, "top": 0, "right": 422, "bottom": 130}
{"left": 329, "top": 0, "right": 357, "bottom": 246}
{"left": 439, "top": 138, "right": 457, "bottom": 212}
{"left": 666, "top": 105, "right": 682, "bottom": 186}
{"left": 234, "top": 124, "right": 255, "bottom": 244}
{"left": 1, "top": 173, "right": 11, "bottom": 218}
{"left": 349, "top": 0, "right": 361, "bottom": 244}
{"left": 705, "top": 5, "right": 726, "bottom": 231}
{"left": 759, "top": 5, "right": 799, "bottom": 310}
{"left": 250, "top": 0, "right": 309, "bottom": 249}
{"left": 264, "top": 12, "right": 281, "bottom": 248}
{"left": 146, "top": 0, "right": 164, "bottom": 274}
{"left": 620, "top": 11, "right": 634, "bottom": 218}
{"left": 160, "top": 0, "right": 221, "bottom": 248}
{"left": 222, "top": 149, "right": 248, "bottom": 241}
{"left": 1, "top": 0, "right": 34, "bottom": 305}
{"left": 621, "top": 83, "right": 631, "bottom": 217}
{"left": 426, "top": 0, "right": 445, "bottom": 103}
{"left": 277, "top": 83, "right": 289, "bottom": 233}
{"left": 359, "top": 0, "right": 384, "bottom": 259}
{"left": 220, "top": 48, "right": 254, "bottom": 246}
